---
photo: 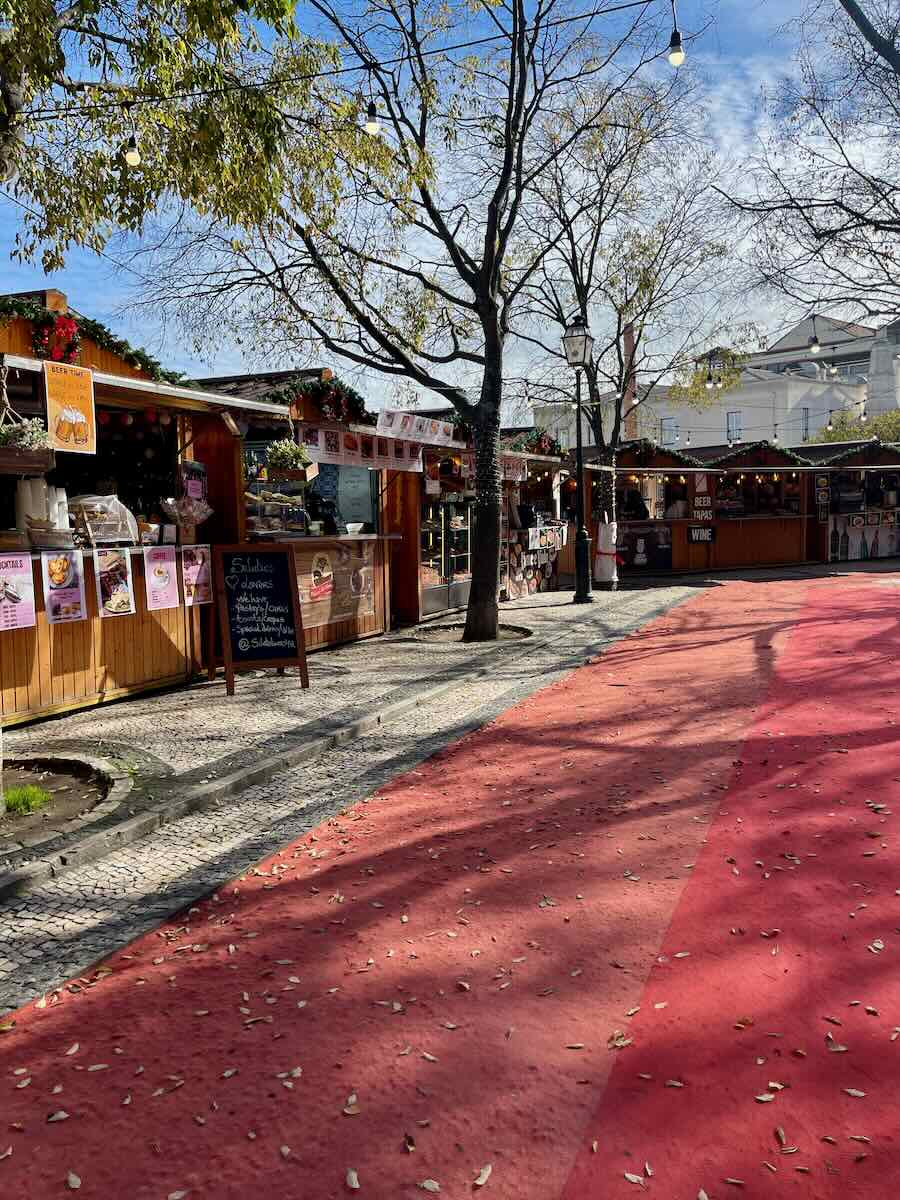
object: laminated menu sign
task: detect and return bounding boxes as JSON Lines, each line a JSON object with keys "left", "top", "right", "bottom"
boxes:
{"left": 296, "top": 541, "right": 375, "bottom": 629}
{"left": 181, "top": 544, "right": 212, "bottom": 605}
{"left": 94, "top": 548, "right": 136, "bottom": 617}
{"left": 41, "top": 550, "right": 88, "bottom": 624}
{"left": 44, "top": 361, "right": 96, "bottom": 454}
{"left": 0, "top": 553, "right": 36, "bottom": 630}
{"left": 213, "top": 544, "right": 310, "bottom": 695}
{"left": 143, "top": 546, "right": 180, "bottom": 611}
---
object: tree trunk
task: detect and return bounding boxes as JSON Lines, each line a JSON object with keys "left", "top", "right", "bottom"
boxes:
{"left": 463, "top": 374, "right": 502, "bottom": 642}
{"left": 593, "top": 443, "right": 618, "bottom": 591}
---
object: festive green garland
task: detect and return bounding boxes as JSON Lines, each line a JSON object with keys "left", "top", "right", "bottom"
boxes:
{"left": 264, "top": 374, "right": 376, "bottom": 425}
{"left": 0, "top": 297, "right": 187, "bottom": 384}
{"left": 503, "top": 429, "right": 564, "bottom": 457}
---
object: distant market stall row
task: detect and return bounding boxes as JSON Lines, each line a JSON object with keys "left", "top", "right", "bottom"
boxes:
{"left": 575, "top": 438, "right": 900, "bottom": 574}
{"left": 0, "top": 291, "right": 566, "bottom": 725}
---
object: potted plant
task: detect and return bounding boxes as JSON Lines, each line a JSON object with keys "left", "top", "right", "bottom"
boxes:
{"left": 0, "top": 418, "right": 55, "bottom": 474}
{"left": 266, "top": 439, "right": 315, "bottom": 481}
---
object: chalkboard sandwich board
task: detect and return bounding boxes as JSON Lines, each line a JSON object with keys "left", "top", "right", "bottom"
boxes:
{"left": 213, "top": 544, "right": 310, "bottom": 695}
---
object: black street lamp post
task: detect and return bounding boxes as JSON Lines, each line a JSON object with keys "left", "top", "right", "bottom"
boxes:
{"left": 563, "top": 318, "right": 594, "bottom": 605}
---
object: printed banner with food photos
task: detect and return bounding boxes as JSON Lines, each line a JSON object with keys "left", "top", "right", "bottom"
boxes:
{"left": 143, "top": 546, "right": 180, "bottom": 611}
{"left": 0, "top": 553, "right": 36, "bottom": 630}
{"left": 41, "top": 550, "right": 88, "bottom": 623}
{"left": 294, "top": 540, "right": 376, "bottom": 629}
{"left": 376, "top": 408, "right": 460, "bottom": 447}
{"left": 299, "top": 424, "right": 423, "bottom": 472}
{"left": 181, "top": 544, "right": 212, "bottom": 605}
{"left": 94, "top": 548, "right": 136, "bottom": 617}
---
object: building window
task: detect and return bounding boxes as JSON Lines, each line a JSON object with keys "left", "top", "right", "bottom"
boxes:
{"left": 660, "top": 417, "right": 678, "bottom": 447}
{"left": 801, "top": 407, "right": 810, "bottom": 440}
{"left": 558, "top": 427, "right": 570, "bottom": 450}
{"left": 726, "top": 411, "right": 743, "bottom": 443}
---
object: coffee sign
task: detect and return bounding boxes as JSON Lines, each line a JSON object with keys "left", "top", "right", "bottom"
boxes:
{"left": 213, "top": 544, "right": 309, "bottom": 695}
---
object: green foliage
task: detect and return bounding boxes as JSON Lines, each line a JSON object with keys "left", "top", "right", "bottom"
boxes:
{"left": 503, "top": 429, "right": 564, "bottom": 457}
{"left": 0, "top": 297, "right": 184, "bottom": 381}
{"left": 266, "top": 438, "right": 311, "bottom": 470}
{"left": 817, "top": 409, "right": 900, "bottom": 444}
{"left": 270, "top": 376, "right": 375, "bottom": 425}
{"left": 3, "top": 784, "right": 51, "bottom": 815}
{"left": 0, "top": 417, "right": 50, "bottom": 449}
{"left": 0, "top": 0, "right": 340, "bottom": 271}
{"left": 666, "top": 347, "right": 750, "bottom": 407}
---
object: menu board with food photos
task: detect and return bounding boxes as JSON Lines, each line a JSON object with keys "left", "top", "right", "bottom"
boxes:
{"left": 94, "top": 548, "right": 136, "bottom": 617}
{"left": 213, "top": 544, "right": 309, "bottom": 695}
{"left": 41, "top": 550, "right": 88, "bottom": 624}
{"left": 295, "top": 539, "right": 375, "bottom": 629}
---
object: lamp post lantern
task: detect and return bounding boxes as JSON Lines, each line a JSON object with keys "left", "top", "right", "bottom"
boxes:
{"left": 562, "top": 318, "right": 595, "bottom": 605}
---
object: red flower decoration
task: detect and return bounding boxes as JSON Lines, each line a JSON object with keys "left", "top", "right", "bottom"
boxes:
{"left": 50, "top": 345, "right": 63, "bottom": 361}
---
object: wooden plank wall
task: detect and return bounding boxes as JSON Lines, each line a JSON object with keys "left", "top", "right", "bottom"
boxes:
{"left": 0, "top": 555, "right": 200, "bottom": 726}
{"left": 0, "top": 319, "right": 150, "bottom": 379}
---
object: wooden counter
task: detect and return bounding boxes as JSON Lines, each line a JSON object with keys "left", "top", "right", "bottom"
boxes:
{"left": 670, "top": 517, "right": 807, "bottom": 572}
{"left": 1, "top": 551, "right": 201, "bottom": 727}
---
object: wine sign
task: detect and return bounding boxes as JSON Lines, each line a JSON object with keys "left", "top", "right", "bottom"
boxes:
{"left": 212, "top": 544, "right": 309, "bottom": 695}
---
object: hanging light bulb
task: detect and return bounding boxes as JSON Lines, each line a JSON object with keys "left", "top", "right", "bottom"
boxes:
{"left": 826, "top": 411, "right": 834, "bottom": 432}
{"left": 686, "top": 431, "right": 691, "bottom": 446}
{"left": 121, "top": 102, "right": 141, "bottom": 166}
{"left": 715, "top": 374, "right": 724, "bottom": 389}
{"left": 667, "top": 1, "right": 686, "bottom": 67}
{"left": 773, "top": 425, "right": 779, "bottom": 443}
{"left": 705, "top": 367, "right": 714, "bottom": 390}
{"left": 808, "top": 316, "right": 821, "bottom": 354}
{"left": 364, "top": 98, "right": 380, "bottom": 136}
{"left": 861, "top": 405, "right": 868, "bottom": 423}
{"left": 124, "top": 132, "right": 141, "bottom": 167}
{"left": 675, "top": 428, "right": 680, "bottom": 442}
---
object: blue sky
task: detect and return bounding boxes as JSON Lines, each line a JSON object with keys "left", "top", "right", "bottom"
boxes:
{"left": 0, "top": 0, "right": 806, "bottom": 382}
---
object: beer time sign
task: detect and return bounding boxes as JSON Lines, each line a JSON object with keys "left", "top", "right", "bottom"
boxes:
{"left": 44, "top": 362, "right": 96, "bottom": 454}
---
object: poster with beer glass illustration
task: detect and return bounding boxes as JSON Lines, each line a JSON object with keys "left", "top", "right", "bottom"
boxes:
{"left": 44, "top": 361, "right": 96, "bottom": 454}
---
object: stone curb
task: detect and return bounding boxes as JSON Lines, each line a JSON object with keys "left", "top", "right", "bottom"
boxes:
{"left": 0, "top": 593, "right": 681, "bottom": 900}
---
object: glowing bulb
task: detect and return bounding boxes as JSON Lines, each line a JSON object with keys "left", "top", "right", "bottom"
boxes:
{"left": 364, "top": 100, "right": 380, "bottom": 136}
{"left": 808, "top": 334, "right": 821, "bottom": 354}
{"left": 667, "top": 29, "right": 685, "bottom": 67}
{"left": 124, "top": 133, "right": 141, "bottom": 167}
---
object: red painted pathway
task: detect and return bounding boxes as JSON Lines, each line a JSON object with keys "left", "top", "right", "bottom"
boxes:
{"left": 2, "top": 575, "right": 898, "bottom": 1199}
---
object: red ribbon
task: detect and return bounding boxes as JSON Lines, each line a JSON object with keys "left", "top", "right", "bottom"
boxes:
{"left": 595, "top": 550, "right": 624, "bottom": 565}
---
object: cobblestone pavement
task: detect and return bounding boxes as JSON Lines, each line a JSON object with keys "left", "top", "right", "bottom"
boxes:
{"left": 0, "top": 584, "right": 695, "bottom": 1013}
{"left": 5, "top": 588, "right": 689, "bottom": 777}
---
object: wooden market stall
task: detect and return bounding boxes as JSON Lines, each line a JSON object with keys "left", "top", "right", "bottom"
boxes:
{"left": 0, "top": 290, "right": 298, "bottom": 725}
{"left": 382, "top": 413, "right": 565, "bottom": 623}
{"left": 798, "top": 439, "right": 900, "bottom": 564}
{"left": 0, "top": 295, "right": 401, "bottom": 725}
{"left": 582, "top": 439, "right": 813, "bottom": 575}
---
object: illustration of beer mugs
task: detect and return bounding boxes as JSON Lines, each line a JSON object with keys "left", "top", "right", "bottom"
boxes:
{"left": 55, "top": 406, "right": 75, "bottom": 443}
{"left": 73, "top": 411, "right": 89, "bottom": 444}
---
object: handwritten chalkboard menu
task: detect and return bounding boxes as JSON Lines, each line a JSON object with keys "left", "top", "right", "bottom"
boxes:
{"left": 212, "top": 544, "right": 309, "bottom": 695}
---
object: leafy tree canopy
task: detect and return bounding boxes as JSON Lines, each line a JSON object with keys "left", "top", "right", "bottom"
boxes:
{"left": 817, "top": 407, "right": 900, "bottom": 443}
{"left": 0, "top": 0, "right": 347, "bottom": 269}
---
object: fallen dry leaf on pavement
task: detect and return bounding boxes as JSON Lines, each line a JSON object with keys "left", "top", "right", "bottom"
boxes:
{"left": 474, "top": 1164, "right": 492, "bottom": 1187}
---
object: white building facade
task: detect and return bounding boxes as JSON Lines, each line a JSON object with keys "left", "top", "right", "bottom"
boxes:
{"left": 533, "top": 315, "right": 900, "bottom": 452}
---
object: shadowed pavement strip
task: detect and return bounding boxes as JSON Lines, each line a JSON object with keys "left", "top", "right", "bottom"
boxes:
{"left": 0, "top": 574, "right": 895, "bottom": 1198}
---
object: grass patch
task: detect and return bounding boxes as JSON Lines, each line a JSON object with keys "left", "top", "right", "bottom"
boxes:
{"left": 3, "top": 784, "right": 52, "bottom": 815}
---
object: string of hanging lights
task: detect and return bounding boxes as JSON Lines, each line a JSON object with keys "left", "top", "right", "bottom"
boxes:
{"left": 110, "top": 0, "right": 687, "bottom": 161}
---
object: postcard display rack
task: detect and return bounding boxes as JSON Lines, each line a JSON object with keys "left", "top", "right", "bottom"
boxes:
{"left": 504, "top": 523, "right": 567, "bottom": 600}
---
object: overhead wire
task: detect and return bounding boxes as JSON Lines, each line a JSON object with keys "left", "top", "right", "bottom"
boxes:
{"left": 23, "top": 0, "right": 660, "bottom": 124}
